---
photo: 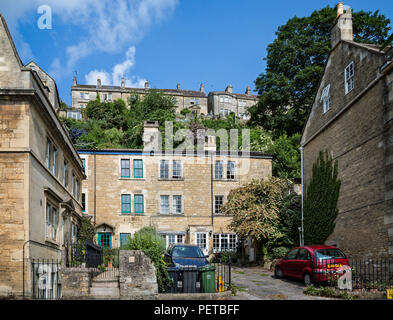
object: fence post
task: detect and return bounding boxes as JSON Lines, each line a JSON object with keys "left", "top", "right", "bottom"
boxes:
{"left": 228, "top": 255, "right": 231, "bottom": 288}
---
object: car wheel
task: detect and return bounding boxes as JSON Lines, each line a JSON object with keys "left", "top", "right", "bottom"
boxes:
{"left": 274, "top": 266, "right": 283, "bottom": 279}
{"left": 303, "top": 273, "right": 312, "bottom": 286}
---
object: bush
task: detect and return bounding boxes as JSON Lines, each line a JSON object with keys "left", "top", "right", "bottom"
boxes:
{"left": 304, "top": 285, "right": 357, "bottom": 300}
{"left": 210, "top": 251, "right": 238, "bottom": 263}
{"left": 103, "top": 247, "right": 119, "bottom": 268}
{"left": 123, "top": 227, "right": 171, "bottom": 292}
{"left": 268, "top": 247, "right": 290, "bottom": 259}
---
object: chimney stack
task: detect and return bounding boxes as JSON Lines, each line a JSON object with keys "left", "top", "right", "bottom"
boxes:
{"left": 144, "top": 80, "right": 150, "bottom": 89}
{"left": 225, "top": 84, "right": 233, "bottom": 94}
{"left": 200, "top": 83, "right": 204, "bottom": 93}
{"left": 121, "top": 77, "right": 125, "bottom": 88}
{"left": 204, "top": 135, "right": 216, "bottom": 152}
{"left": 97, "top": 77, "right": 102, "bottom": 88}
{"left": 73, "top": 76, "right": 77, "bottom": 86}
{"left": 331, "top": 3, "right": 353, "bottom": 48}
{"left": 245, "top": 86, "right": 251, "bottom": 95}
{"left": 337, "top": 2, "right": 344, "bottom": 17}
{"left": 143, "top": 121, "right": 161, "bottom": 151}
{"left": 176, "top": 83, "right": 180, "bottom": 90}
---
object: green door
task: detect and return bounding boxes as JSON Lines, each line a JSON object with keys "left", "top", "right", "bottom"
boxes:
{"left": 98, "top": 232, "right": 112, "bottom": 248}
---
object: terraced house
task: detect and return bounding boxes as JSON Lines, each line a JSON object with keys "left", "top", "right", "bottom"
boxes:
{"left": 79, "top": 121, "right": 272, "bottom": 255}
{"left": 301, "top": 5, "right": 393, "bottom": 257}
{"left": 0, "top": 15, "right": 85, "bottom": 297}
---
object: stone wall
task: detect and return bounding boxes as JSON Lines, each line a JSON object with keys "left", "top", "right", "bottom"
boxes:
{"left": 119, "top": 250, "right": 158, "bottom": 299}
{"left": 61, "top": 267, "right": 92, "bottom": 298}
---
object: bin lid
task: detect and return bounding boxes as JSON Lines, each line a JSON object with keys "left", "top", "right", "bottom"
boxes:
{"left": 199, "top": 265, "right": 216, "bottom": 271}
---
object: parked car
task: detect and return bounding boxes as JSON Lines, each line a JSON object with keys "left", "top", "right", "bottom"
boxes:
{"left": 164, "top": 244, "right": 209, "bottom": 268}
{"left": 274, "top": 245, "right": 350, "bottom": 286}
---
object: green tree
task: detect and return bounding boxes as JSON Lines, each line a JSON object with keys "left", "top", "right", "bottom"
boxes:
{"left": 303, "top": 150, "right": 341, "bottom": 245}
{"left": 250, "top": 6, "right": 391, "bottom": 136}
{"left": 221, "top": 177, "right": 290, "bottom": 260}
{"left": 124, "top": 227, "right": 171, "bottom": 292}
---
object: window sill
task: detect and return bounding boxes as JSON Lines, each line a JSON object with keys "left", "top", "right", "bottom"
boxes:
{"left": 120, "top": 213, "right": 145, "bottom": 216}
{"left": 213, "top": 179, "right": 238, "bottom": 182}
{"left": 119, "top": 178, "right": 145, "bottom": 181}
{"left": 158, "top": 178, "right": 184, "bottom": 181}
{"left": 45, "top": 239, "right": 60, "bottom": 247}
{"left": 157, "top": 213, "right": 184, "bottom": 216}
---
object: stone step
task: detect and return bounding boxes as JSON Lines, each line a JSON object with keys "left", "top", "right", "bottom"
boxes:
{"left": 90, "top": 286, "right": 120, "bottom": 298}
{"left": 91, "top": 280, "right": 119, "bottom": 288}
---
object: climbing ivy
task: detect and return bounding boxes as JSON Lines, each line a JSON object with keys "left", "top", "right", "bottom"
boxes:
{"left": 303, "top": 150, "right": 341, "bottom": 245}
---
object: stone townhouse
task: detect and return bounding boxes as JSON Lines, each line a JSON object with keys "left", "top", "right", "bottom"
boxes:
{"left": 79, "top": 122, "right": 272, "bottom": 255}
{"left": 300, "top": 4, "right": 393, "bottom": 258}
{"left": 0, "top": 14, "right": 85, "bottom": 297}
{"left": 207, "top": 85, "right": 258, "bottom": 120}
{"left": 70, "top": 78, "right": 208, "bottom": 119}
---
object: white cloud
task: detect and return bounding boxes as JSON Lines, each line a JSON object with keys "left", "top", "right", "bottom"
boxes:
{"left": 85, "top": 46, "right": 146, "bottom": 88}
{"left": 0, "top": 0, "right": 178, "bottom": 76}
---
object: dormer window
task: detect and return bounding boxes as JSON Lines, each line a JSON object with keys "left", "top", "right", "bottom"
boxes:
{"left": 345, "top": 62, "right": 354, "bottom": 94}
{"left": 321, "top": 84, "right": 331, "bottom": 114}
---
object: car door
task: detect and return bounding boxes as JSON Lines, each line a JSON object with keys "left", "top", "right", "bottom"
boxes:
{"left": 294, "top": 248, "right": 312, "bottom": 279}
{"left": 282, "top": 248, "right": 299, "bottom": 277}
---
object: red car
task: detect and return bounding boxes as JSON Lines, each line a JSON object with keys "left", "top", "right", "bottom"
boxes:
{"left": 274, "top": 245, "right": 350, "bottom": 286}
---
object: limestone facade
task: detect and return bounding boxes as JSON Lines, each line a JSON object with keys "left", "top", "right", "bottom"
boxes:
{"left": 79, "top": 149, "right": 272, "bottom": 254}
{"left": 71, "top": 79, "right": 208, "bottom": 117}
{"left": 301, "top": 8, "right": 393, "bottom": 257}
{"left": 0, "top": 14, "right": 85, "bottom": 297}
{"left": 207, "top": 85, "right": 258, "bottom": 119}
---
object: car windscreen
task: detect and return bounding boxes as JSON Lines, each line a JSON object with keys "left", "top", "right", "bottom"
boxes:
{"left": 172, "top": 246, "right": 205, "bottom": 258}
{"left": 315, "top": 248, "right": 346, "bottom": 260}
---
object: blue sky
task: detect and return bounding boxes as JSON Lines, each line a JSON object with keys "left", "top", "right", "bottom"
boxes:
{"left": 1, "top": 0, "right": 392, "bottom": 105}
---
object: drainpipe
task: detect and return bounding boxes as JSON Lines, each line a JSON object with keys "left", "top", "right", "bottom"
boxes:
{"left": 94, "top": 152, "right": 96, "bottom": 226}
{"left": 300, "top": 146, "right": 305, "bottom": 246}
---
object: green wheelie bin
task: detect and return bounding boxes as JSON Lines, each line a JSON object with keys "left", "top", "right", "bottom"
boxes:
{"left": 200, "top": 265, "right": 216, "bottom": 293}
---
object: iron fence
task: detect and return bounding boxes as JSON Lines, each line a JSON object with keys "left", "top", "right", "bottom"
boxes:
{"left": 164, "top": 258, "right": 231, "bottom": 294}
{"left": 65, "top": 243, "right": 119, "bottom": 280}
{"left": 31, "top": 259, "right": 62, "bottom": 299}
{"left": 311, "top": 257, "right": 393, "bottom": 291}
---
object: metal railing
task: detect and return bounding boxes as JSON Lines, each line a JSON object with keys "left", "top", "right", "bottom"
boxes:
{"left": 31, "top": 259, "right": 62, "bottom": 299}
{"left": 311, "top": 257, "right": 393, "bottom": 291}
{"left": 65, "top": 243, "right": 119, "bottom": 280}
{"left": 164, "top": 258, "right": 231, "bottom": 294}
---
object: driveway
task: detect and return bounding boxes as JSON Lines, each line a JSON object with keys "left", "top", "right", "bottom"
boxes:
{"left": 229, "top": 266, "right": 331, "bottom": 300}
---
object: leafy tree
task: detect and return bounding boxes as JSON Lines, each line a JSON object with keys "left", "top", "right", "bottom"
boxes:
{"left": 303, "top": 150, "right": 341, "bottom": 245}
{"left": 124, "top": 227, "right": 171, "bottom": 292}
{"left": 221, "top": 177, "right": 291, "bottom": 260}
{"left": 250, "top": 6, "right": 391, "bottom": 136}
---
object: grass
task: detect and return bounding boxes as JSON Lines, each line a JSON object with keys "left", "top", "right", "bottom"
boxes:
{"left": 259, "top": 273, "right": 269, "bottom": 277}
{"left": 229, "top": 283, "right": 248, "bottom": 296}
{"left": 304, "top": 285, "right": 358, "bottom": 300}
{"left": 234, "top": 270, "right": 245, "bottom": 274}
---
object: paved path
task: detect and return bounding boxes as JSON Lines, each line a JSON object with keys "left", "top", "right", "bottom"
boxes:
{"left": 229, "top": 266, "right": 331, "bottom": 300}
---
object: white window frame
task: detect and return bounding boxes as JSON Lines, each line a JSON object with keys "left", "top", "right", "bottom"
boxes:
{"left": 321, "top": 84, "right": 331, "bottom": 114}
{"left": 213, "top": 234, "right": 237, "bottom": 253}
{"left": 195, "top": 232, "right": 209, "bottom": 254}
{"left": 162, "top": 233, "right": 184, "bottom": 249}
{"left": 345, "top": 62, "right": 354, "bottom": 94}
{"left": 159, "top": 160, "right": 169, "bottom": 179}
{"left": 172, "top": 160, "right": 182, "bottom": 179}
{"left": 214, "top": 161, "right": 223, "bottom": 179}
{"left": 160, "top": 195, "right": 170, "bottom": 214}
{"left": 172, "top": 195, "right": 183, "bottom": 214}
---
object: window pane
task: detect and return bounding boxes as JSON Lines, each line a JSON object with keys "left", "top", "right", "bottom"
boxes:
{"left": 121, "top": 159, "right": 130, "bottom": 178}
{"left": 160, "top": 195, "right": 170, "bottom": 214}
{"left": 120, "top": 233, "right": 131, "bottom": 247}
{"left": 121, "top": 194, "right": 131, "bottom": 213}
{"left": 227, "top": 161, "right": 235, "bottom": 180}
{"left": 160, "top": 160, "right": 169, "bottom": 179}
{"left": 134, "top": 195, "right": 144, "bottom": 213}
{"left": 82, "top": 193, "right": 86, "bottom": 212}
{"left": 215, "top": 161, "right": 223, "bottom": 179}
{"left": 173, "top": 195, "right": 182, "bottom": 214}
{"left": 215, "top": 196, "right": 224, "bottom": 214}
{"left": 133, "top": 159, "right": 143, "bottom": 178}
{"left": 173, "top": 160, "right": 182, "bottom": 178}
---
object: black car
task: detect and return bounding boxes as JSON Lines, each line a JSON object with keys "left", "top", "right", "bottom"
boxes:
{"left": 164, "top": 244, "right": 209, "bottom": 268}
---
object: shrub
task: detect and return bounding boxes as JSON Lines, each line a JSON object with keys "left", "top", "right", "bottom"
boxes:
{"left": 123, "top": 227, "right": 171, "bottom": 292}
{"left": 269, "top": 247, "right": 290, "bottom": 259}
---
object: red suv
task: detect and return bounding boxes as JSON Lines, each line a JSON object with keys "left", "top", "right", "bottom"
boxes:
{"left": 274, "top": 245, "right": 349, "bottom": 286}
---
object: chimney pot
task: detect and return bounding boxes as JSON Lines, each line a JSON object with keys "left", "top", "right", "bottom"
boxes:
{"left": 121, "top": 77, "right": 125, "bottom": 88}
{"left": 73, "top": 76, "right": 77, "bottom": 86}
{"left": 200, "top": 83, "right": 204, "bottom": 93}
{"left": 144, "top": 80, "right": 149, "bottom": 89}
{"left": 337, "top": 2, "right": 344, "bottom": 17}
{"left": 331, "top": 3, "right": 353, "bottom": 48}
